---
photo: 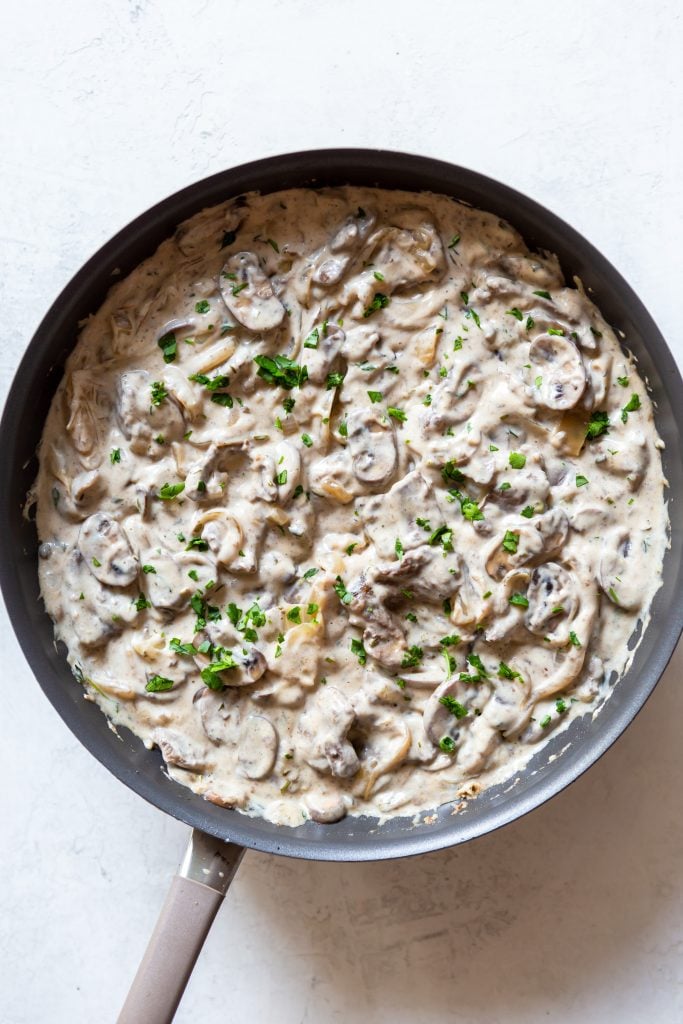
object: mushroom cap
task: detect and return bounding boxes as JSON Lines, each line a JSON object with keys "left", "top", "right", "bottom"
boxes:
{"left": 78, "top": 513, "right": 138, "bottom": 587}
{"left": 219, "top": 251, "right": 285, "bottom": 332}
{"left": 529, "top": 333, "right": 586, "bottom": 410}
{"left": 345, "top": 407, "right": 397, "bottom": 489}
{"left": 237, "top": 715, "right": 278, "bottom": 780}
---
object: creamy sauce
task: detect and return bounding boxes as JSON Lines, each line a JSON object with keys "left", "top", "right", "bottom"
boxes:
{"left": 33, "top": 187, "right": 667, "bottom": 827}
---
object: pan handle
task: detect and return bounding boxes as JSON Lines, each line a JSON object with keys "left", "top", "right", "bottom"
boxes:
{"left": 117, "top": 829, "right": 245, "bottom": 1024}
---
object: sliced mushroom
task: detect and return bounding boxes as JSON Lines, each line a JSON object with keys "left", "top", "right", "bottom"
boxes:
{"left": 423, "top": 678, "right": 469, "bottom": 747}
{"left": 296, "top": 686, "right": 360, "bottom": 778}
{"left": 373, "top": 545, "right": 461, "bottom": 602}
{"left": 222, "top": 647, "right": 268, "bottom": 687}
{"left": 345, "top": 407, "right": 397, "bottom": 489}
{"left": 357, "top": 470, "right": 441, "bottom": 560}
{"left": 152, "top": 728, "right": 212, "bottom": 772}
{"left": 420, "top": 362, "right": 481, "bottom": 432}
{"left": 304, "top": 790, "right": 351, "bottom": 823}
{"left": 144, "top": 553, "right": 196, "bottom": 610}
{"left": 65, "top": 370, "right": 111, "bottom": 459}
{"left": 597, "top": 432, "right": 649, "bottom": 491}
{"left": 368, "top": 219, "right": 445, "bottom": 291}
{"left": 193, "top": 686, "right": 238, "bottom": 745}
{"left": 529, "top": 333, "right": 586, "bottom": 410}
{"left": 219, "top": 251, "right": 285, "bottom": 332}
{"left": 308, "top": 451, "right": 357, "bottom": 504}
{"left": 347, "top": 574, "right": 406, "bottom": 669}
{"left": 78, "top": 514, "right": 138, "bottom": 586}
{"left": 311, "top": 211, "right": 377, "bottom": 286}
{"left": 117, "top": 369, "right": 185, "bottom": 454}
{"left": 273, "top": 440, "right": 301, "bottom": 502}
{"left": 303, "top": 323, "right": 346, "bottom": 385}
{"left": 183, "top": 444, "right": 228, "bottom": 501}
{"left": 598, "top": 530, "right": 643, "bottom": 609}
{"left": 237, "top": 715, "right": 278, "bottom": 779}
{"left": 524, "top": 563, "right": 578, "bottom": 635}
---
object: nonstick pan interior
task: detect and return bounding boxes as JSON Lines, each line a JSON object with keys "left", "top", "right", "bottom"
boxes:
{"left": 1, "top": 149, "right": 681, "bottom": 861}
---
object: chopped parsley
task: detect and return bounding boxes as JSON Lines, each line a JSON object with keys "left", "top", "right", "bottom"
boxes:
{"left": 416, "top": 517, "right": 432, "bottom": 531}
{"left": 617, "top": 375, "right": 629, "bottom": 387}
{"left": 467, "top": 653, "right": 488, "bottom": 678}
{"left": 150, "top": 381, "right": 168, "bottom": 406}
{"left": 526, "top": 315, "right": 535, "bottom": 330}
{"left": 447, "top": 234, "right": 460, "bottom": 249}
{"left": 134, "top": 593, "right": 151, "bottom": 611}
{"left": 395, "top": 538, "right": 404, "bottom": 559}
{"left": 608, "top": 586, "right": 620, "bottom": 603}
{"left": 338, "top": 418, "right": 348, "bottom": 437}
{"left": 502, "top": 530, "right": 520, "bottom": 554}
{"left": 363, "top": 293, "right": 390, "bottom": 318}
{"left": 350, "top": 637, "right": 367, "bottom": 665}
{"left": 540, "top": 714, "right": 552, "bottom": 728}
{"left": 201, "top": 647, "right": 238, "bottom": 690}
{"left": 110, "top": 448, "right": 121, "bottom": 464}
{"left": 367, "top": 390, "right": 383, "bottom": 403}
{"left": 190, "top": 590, "right": 222, "bottom": 632}
{"left": 158, "top": 482, "right": 185, "bottom": 500}
{"left": 506, "top": 307, "right": 523, "bottom": 321}
{"left": 556, "top": 698, "right": 568, "bottom": 714}
{"left": 439, "top": 736, "right": 456, "bottom": 753}
{"left": 254, "top": 354, "right": 308, "bottom": 390}
{"left": 533, "top": 289, "right": 551, "bottom": 300}
{"left": 429, "top": 524, "right": 453, "bottom": 551}
{"left": 520, "top": 505, "right": 535, "bottom": 519}
{"left": 440, "top": 634, "right": 461, "bottom": 647}
{"left": 145, "top": 675, "right": 174, "bottom": 693}
{"left": 334, "top": 576, "right": 353, "bottom": 605}
{"left": 449, "top": 488, "right": 485, "bottom": 522}
{"left": 621, "top": 393, "right": 641, "bottom": 422}
{"left": 373, "top": 270, "right": 385, "bottom": 281}
{"left": 211, "top": 393, "right": 233, "bottom": 407}
{"left": 439, "top": 695, "right": 468, "bottom": 719}
{"left": 157, "top": 331, "right": 177, "bottom": 363}
{"left": 276, "top": 469, "right": 288, "bottom": 486}
{"left": 188, "top": 372, "right": 231, "bottom": 391}
{"left": 170, "top": 638, "right": 196, "bottom": 656}
{"left": 326, "top": 371, "right": 345, "bottom": 390}
{"left": 286, "top": 606, "right": 301, "bottom": 624}
{"left": 498, "top": 661, "right": 522, "bottom": 681}
{"left": 195, "top": 299, "right": 210, "bottom": 314}
{"left": 387, "top": 406, "right": 406, "bottom": 423}
{"left": 142, "top": 564, "right": 156, "bottom": 574}
{"left": 186, "top": 537, "right": 209, "bottom": 551}
{"left": 509, "top": 593, "right": 529, "bottom": 608}
{"left": 401, "top": 645, "right": 423, "bottom": 668}
{"left": 302, "top": 567, "right": 319, "bottom": 580}
{"left": 509, "top": 452, "right": 526, "bottom": 469}
{"left": 568, "top": 631, "right": 581, "bottom": 647}
{"left": 301, "top": 433, "right": 313, "bottom": 448}
{"left": 585, "top": 410, "right": 610, "bottom": 440}
{"left": 576, "top": 475, "right": 589, "bottom": 487}
{"left": 442, "top": 461, "right": 465, "bottom": 484}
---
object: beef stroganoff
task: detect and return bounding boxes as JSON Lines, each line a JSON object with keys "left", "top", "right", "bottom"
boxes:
{"left": 33, "top": 187, "right": 667, "bottom": 826}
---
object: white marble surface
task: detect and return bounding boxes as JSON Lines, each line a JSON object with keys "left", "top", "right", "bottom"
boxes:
{"left": 1, "top": 2, "right": 682, "bottom": 1021}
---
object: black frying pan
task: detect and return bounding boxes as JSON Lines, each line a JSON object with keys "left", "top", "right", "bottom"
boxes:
{"left": 2, "top": 150, "right": 682, "bottom": 1023}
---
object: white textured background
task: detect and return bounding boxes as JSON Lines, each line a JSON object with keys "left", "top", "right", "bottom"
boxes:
{"left": 1, "top": 2, "right": 682, "bottom": 1022}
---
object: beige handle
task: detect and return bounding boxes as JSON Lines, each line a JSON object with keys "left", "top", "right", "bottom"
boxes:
{"left": 118, "top": 830, "right": 244, "bottom": 1024}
